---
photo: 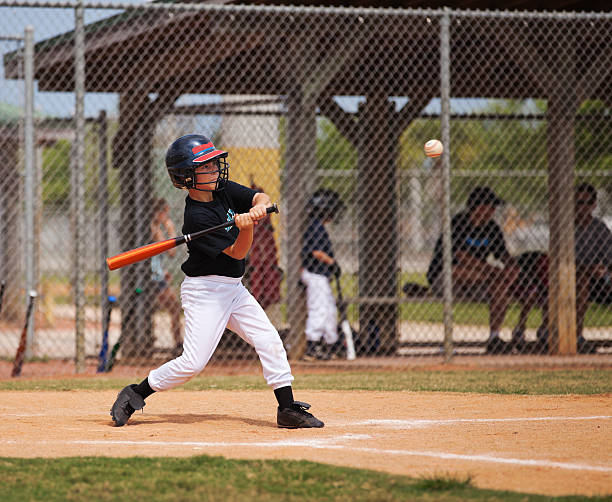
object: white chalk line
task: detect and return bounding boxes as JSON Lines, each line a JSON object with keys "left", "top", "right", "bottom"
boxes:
{"left": 346, "top": 415, "right": 612, "bottom": 429}
{"left": 3, "top": 415, "right": 610, "bottom": 473}
{"left": 67, "top": 437, "right": 612, "bottom": 473}
{"left": 72, "top": 433, "right": 369, "bottom": 449}
{"left": 4, "top": 413, "right": 49, "bottom": 417}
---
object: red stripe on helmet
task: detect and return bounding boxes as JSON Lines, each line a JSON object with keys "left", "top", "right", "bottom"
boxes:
{"left": 192, "top": 142, "right": 214, "bottom": 155}
{"left": 193, "top": 149, "right": 228, "bottom": 163}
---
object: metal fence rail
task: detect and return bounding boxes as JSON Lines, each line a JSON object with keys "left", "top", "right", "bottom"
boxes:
{"left": 0, "top": 2, "right": 610, "bottom": 376}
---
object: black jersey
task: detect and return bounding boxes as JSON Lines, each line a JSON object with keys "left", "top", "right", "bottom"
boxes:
{"left": 301, "top": 217, "right": 334, "bottom": 277}
{"left": 427, "top": 210, "right": 508, "bottom": 284}
{"left": 575, "top": 217, "right": 612, "bottom": 267}
{"left": 181, "top": 180, "right": 257, "bottom": 278}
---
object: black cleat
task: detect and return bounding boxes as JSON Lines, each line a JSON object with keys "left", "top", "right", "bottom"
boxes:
{"left": 277, "top": 401, "right": 324, "bottom": 429}
{"left": 486, "top": 336, "right": 512, "bottom": 355}
{"left": 110, "top": 384, "right": 145, "bottom": 426}
{"left": 578, "top": 336, "right": 597, "bottom": 354}
{"left": 302, "top": 341, "right": 330, "bottom": 361}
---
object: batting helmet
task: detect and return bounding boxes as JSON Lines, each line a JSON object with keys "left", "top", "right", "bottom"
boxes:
{"left": 307, "top": 188, "right": 344, "bottom": 221}
{"left": 165, "top": 134, "right": 229, "bottom": 191}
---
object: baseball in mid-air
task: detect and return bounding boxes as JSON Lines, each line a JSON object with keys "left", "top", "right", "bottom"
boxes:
{"left": 424, "top": 139, "right": 443, "bottom": 158}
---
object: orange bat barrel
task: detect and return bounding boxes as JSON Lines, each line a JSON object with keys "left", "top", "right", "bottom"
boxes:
{"left": 106, "top": 237, "right": 182, "bottom": 270}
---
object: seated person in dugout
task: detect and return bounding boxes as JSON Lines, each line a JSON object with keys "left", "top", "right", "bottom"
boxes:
{"left": 514, "top": 183, "right": 612, "bottom": 353}
{"left": 426, "top": 186, "right": 520, "bottom": 354}
{"left": 574, "top": 183, "right": 612, "bottom": 346}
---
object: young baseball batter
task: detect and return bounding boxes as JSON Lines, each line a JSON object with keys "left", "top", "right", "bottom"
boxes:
{"left": 110, "top": 134, "right": 324, "bottom": 429}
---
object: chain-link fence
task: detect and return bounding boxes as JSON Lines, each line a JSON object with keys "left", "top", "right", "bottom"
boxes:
{"left": 0, "top": 2, "right": 610, "bottom": 376}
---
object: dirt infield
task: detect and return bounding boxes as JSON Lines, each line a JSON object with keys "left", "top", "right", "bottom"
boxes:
{"left": 1, "top": 390, "right": 610, "bottom": 497}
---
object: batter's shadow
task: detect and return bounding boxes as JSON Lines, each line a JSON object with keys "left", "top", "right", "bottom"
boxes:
{"left": 106, "top": 413, "right": 275, "bottom": 428}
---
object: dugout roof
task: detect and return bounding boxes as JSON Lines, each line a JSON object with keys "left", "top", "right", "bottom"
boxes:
{"left": 234, "top": 0, "right": 610, "bottom": 11}
{"left": 2, "top": 2, "right": 611, "bottom": 101}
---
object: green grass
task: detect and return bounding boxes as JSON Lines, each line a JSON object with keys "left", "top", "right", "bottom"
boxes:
{"left": 337, "top": 273, "right": 612, "bottom": 329}
{"left": 0, "top": 456, "right": 607, "bottom": 502}
{"left": 399, "top": 301, "right": 542, "bottom": 327}
{"left": 413, "top": 472, "right": 474, "bottom": 491}
{"left": 1, "top": 369, "right": 610, "bottom": 394}
{"left": 399, "top": 299, "right": 611, "bottom": 330}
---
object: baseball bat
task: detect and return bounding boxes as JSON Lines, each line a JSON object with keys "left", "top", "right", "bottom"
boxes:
{"left": 104, "top": 332, "right": 122, "bottom": 372}
{"left": 0, "top": 280, "right": 5, "bottom": 316}
{"left": 104, "top": 287, "right": 141, "bottom": 372}
{"left": 97, "top": 295, "right": 116, "bottom": 372}
{"left": 104, "top": 327, "right": 122, "bottom": 372}
{"left": 334, "top": 275, "right": 356, "bottom": 360}
{"left": 107, "top": 204, "right": 279, "bottom": 271}
{"left": 11, "top": 290, "right": 37, "bottom": 377}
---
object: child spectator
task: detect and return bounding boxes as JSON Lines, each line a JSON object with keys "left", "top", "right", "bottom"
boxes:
{"left": 300, "top": 189, "right": 344, "bottom": 360}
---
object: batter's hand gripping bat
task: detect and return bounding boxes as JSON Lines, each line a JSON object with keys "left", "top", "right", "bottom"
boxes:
{"left": 107, "top": 204, "right": 279, "bottom": 271}
{"left": 97, "top": 295, "right": 117, "bottom": 372}
{"left": 334, "top": 274, "right": 356, "bottom": 360}
{"left": 11, "top": 290, "right": 37, "bottom": 377}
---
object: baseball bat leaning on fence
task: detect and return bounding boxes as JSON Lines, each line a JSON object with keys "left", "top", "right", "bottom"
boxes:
{"left": 104, "top": 287, "right": 141, "bottom": 372}
{"left": 0, "top": 280, "right": 5, "bottom": 316}
{"left": 11, "top": 290, "right": 38, "bottom": 377}
{"left": 107, "top": 204, "right": 279, "bottom": 271}
{"left": 334, "top": 275, "right": 356, "bottom": 360}
{"left": 97, "top": 295, "right": 117, "bottom": 372}
{"left": 104, "top": 331, "right": 122, "bottom": 372}
{"left": 104, "top": 326, "right": 123, "bottom": 372}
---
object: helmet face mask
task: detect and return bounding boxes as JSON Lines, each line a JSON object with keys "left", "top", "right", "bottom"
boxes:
{"left": 192, "top": 157, "right": 229, "bottom": 191}
{"left": 165, "top": 134, "right": 229, "bottom": 191}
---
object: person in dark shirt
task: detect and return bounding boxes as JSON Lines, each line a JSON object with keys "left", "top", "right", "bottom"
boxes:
{"left": 573, "top": 183, "right": 612, "bottom": 351}
{"left": 110, "top": 134, "right": 324, "bottom": 429}
{"left": 300, "top": 189, "right": 343, "bottom": 360}
{"left": 427, "top": 186, "right": 519, "bottom": 354}
{"left": 512, "top": 183, "right": 612, "bottom": 354}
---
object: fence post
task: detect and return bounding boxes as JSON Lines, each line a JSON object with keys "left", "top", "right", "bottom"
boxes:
{"left": 440, "top": 8, "right": 453, "bottom": 361}
{"left": 24, "top": 25, "right": 36, "bottom": 357}
{"left": 74, "top": 1, "right": 86, "bottom": 372}
{"left": 98, "top": 110, "right": 110, "bottom": 355}
{"left": 283, "top": 88, "right": 314, "bottom": 360}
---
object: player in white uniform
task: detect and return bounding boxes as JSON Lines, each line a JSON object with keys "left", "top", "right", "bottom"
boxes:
{"left": 301, "top": 189, "right": 343, "bottom": 360}
{"left": 110, "top": 134, "right": 324, "bottom": 429}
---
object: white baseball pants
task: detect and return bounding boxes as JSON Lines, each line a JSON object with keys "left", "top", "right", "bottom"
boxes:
{"left": 300, "top": 268, "right": 338, "bottom": 344}
{"left": 148, "top": 275, "right": 294, "bottom": 392}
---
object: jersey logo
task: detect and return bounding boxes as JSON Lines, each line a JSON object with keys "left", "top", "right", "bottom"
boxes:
{"left": 226, "top": 208, "right": 235, "bottom": 231}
